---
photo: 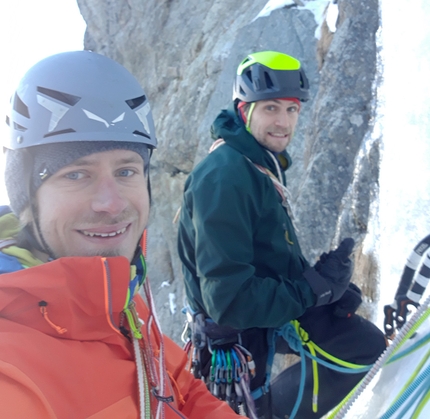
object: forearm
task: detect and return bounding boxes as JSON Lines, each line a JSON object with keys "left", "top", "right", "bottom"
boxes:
{"left": 200, "top": 271, "right": 316, "bottom": 329}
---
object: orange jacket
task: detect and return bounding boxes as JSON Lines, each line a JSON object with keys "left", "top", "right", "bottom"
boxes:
{"left": 0, "top": 256, "right": 239, "bottom": 418}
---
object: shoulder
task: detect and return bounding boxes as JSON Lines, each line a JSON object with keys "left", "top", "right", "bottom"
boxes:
{"left": 188, "top": 144, "right": 257, "bottom": 187}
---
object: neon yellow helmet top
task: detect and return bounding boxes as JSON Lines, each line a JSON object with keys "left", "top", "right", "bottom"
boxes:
{"left": 233, "top": 51, "right": 309, "bottom": 102}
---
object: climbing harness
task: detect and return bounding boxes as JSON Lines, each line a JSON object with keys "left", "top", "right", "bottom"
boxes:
{"left": 183, "top": 311, "right": 372, "bottom": 419}
{"left": 384, "top": 234, "right": 430, "bottom": 339}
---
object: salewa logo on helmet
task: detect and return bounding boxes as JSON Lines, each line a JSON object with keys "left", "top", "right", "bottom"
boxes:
{"left": 36, "top": 94, "right": 152, "bottom": 136}
{"left": 82, "top": 109, "right": 125, "bottom": 128}
{"left": 82, "top": 102, "right": 151, "bottom": 134}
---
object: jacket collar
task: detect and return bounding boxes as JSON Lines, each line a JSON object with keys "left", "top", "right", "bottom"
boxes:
{"left": 0, "top": 255, "right": 133, "bottom": 344}
{"left": 210, "top": 103, "right": 293, "bottom": 176}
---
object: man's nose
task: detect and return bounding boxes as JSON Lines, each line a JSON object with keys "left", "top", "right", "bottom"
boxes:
{"left": 91, "top": 178, "right": 127, "bottom": 215}
{"left": 275, "top": 112, "right": 291, "bottom": 128}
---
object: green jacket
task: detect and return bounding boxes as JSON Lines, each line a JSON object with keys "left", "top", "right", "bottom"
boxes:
{"left": 177, "top": 105, "right": 316, "bottom": 329}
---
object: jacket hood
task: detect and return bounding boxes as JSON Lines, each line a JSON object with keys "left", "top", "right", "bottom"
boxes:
{"left": 0, "top": 206, "right": 44, "bottom": 272}
{"left": 0, "top": 256, "right": 133, "bottom": 344}
{"left": 211, "top": 103, "right": 293, "bottom": 173}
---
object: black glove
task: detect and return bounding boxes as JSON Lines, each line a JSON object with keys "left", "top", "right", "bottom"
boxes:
{"left": 303, "top": 238, "right": 355, "bottom": 307}
{"left": 333, "top": 282, "right": 362, "bottom": 317}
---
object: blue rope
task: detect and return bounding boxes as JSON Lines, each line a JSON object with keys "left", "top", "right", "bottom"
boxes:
{"left": 251, "top": 322, "right": 372, "bottom": 416}
{"left": 303, "top": 351, "right": 372, "bottom": 374}
{"left": 282, "top": 323, "right": 308, "bottom": 419}
{"left": 396, "top": 377, "right": 430, "bottom": 419}
{"left": 378, "top": 363, "right": 430, "bottom": 419}
{"left": 388, "top": 331, "right": 430, "bottom": 364}
{"left": 280, "top": 322, "right": 371, "bottom": 418}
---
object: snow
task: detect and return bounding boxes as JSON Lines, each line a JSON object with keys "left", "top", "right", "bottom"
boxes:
{"left": 325, "top": 2, "right": 338, "bottom": 33}
{"left": 340, "top": 1, "right": 430, "bottom": 416}
{"left": 375, "top": 0, "right": 430, "bottom": 326}
{"left": 253, "top": 0, "right": 297, "bottom": 21}
{"left": 333, "top": 302, "right": 430, "bottom": 418}
{"left": 252, "top": 1, "right": 430, "bottom": 417}
{"left": 254, "top": 0, "right": 335, "bottom": 38}
{"left": 169, "top": 293, "right": 177, "bottom": 314}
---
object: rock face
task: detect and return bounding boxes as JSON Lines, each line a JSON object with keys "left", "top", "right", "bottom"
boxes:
{"left": 77, "top": 0, "right": 380, "bottom": 343}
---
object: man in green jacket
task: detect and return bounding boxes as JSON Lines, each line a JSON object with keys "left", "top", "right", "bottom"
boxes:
{"left": 177, "top": 51, "right": 386, "bottom": 418}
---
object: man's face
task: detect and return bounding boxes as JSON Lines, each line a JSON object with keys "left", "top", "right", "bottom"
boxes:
{"left": 248, "top": 99, "right": 300, "bottom": 153}
{"left": 35, "top": 149, "right": 149, "bottom": 262}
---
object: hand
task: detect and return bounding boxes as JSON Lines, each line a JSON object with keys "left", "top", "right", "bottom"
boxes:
{"left": 333, "top": 282, "right": 362, "bottom": 317}
{"left": 303, "top": 238, "right": 355, "bottom": 307}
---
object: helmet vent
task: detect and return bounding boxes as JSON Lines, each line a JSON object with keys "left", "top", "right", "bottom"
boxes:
{"left": 126, "top": 95, "right": 146, "bottom": 110}
{"left": 43, "top": 128, "right": 76, "bottom": 138}
{"left": 264, "top": 72, "right": 274, "bottom": 89}
{"left": 133, "top": 130, "right": 151, "bottom": 140}
{"left": 244, "top": 70, "right": 253, "bottom": 84}
{"left": 300, "top": 73, "right": 305, "bottom": 88}
{"left": 13, "top": 122, "right": 27, "bottom": 132}
{"left": 37, "top": 87, "right": 81, "bottom": 106}
{"left": 13, "top": 92, "right": 30, "bottom": 118}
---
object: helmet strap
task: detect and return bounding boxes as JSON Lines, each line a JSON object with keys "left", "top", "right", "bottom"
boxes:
{"left": 245, "top": 102, "right": 256, "bottom": 134}
{"left": 30, "top": 201, "right": 57, "bottom": 260}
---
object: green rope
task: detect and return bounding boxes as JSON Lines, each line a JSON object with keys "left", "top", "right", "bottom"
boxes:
{"left": 411, "top": 386, "right": 430, "bottom": 419}
{"left": 328, "top": 304, "right": 430, "bottom": 418}
{"left": 389, "top": 347, "right": 430, "bottom": 409}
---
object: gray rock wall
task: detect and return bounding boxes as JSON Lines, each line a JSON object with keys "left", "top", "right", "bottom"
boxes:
{"left": 77, "top": 0, "right": 380, "bottom": 343}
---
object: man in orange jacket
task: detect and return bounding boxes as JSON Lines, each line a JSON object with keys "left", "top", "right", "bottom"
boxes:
{"left": 0, "top": 50, "right": 239, "bottom": 419}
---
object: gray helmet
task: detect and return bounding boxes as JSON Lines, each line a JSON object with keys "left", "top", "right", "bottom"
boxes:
{"left": 4, "top": 50, "right": 157, "bottom": 217}
{"left": 233, "top": 51, "right": 310, "bottom": 103}
{"left": 6, "top": 50, "right": 157, "bottom": 149}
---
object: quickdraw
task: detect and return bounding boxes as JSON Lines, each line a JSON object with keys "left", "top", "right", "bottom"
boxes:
{"left": 182, "top": 311, "right": 258, "bottom": 418}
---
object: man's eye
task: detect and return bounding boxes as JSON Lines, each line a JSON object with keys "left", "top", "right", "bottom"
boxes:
{"left": 65, "top": 172, "right": 83, "bottom": 180}
{"left": 266, "top": 105, "right": 276, "bottom": 111}
{"left": 118, "top": 169, "right": 135, "bottom": 177}
{"left": 288, "top": 107, "right": 299, "bottom": 113}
